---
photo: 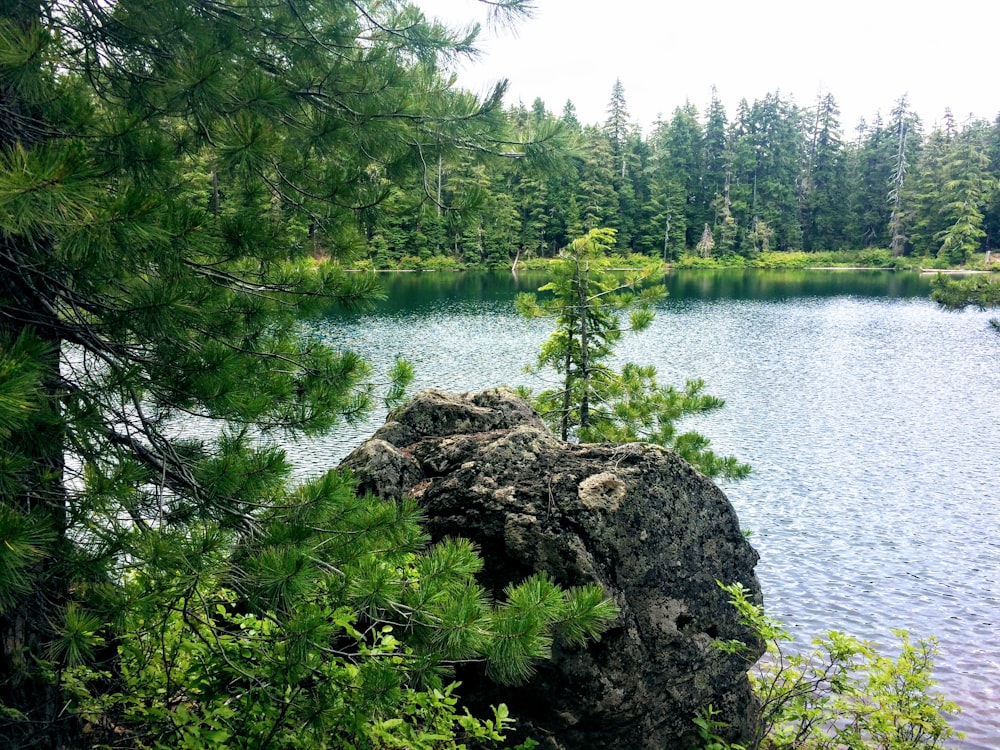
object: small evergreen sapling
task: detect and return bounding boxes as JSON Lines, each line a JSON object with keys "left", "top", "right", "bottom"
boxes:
{"left": 516, "top": 228, "right": 749, "bottom": 479}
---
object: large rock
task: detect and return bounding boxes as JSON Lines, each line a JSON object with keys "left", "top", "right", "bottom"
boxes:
{"left": 341, "top": 388, "right": 763, "bottom": 749}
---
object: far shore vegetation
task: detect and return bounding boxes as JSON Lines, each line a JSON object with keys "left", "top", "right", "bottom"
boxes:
{"left": 337, "top": 247, "right": 1000, "bottom": 274}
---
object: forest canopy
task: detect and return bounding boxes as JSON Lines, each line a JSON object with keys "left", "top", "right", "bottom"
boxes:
{"left": 365, "top": 83, "right": 1000, "bottom": 269}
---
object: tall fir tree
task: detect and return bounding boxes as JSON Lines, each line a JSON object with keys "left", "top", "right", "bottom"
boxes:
{"left": 908, "top": 125, "right": 958, "bottom": 257}
{"left": 664, "top": 102, "right": 708, "bottom": 247}
{"left": 800, "top": 93, "right": 850, "bottom": 250}
{"left": 887, "top": 95, "right": 917, "bottom": 256}
{"left": 935, "top": 127, "right": 993, "bottom": 264}
{"left": 643, "top": 117, "right": 687, "bottom": 259}
{"left": 702, "top": 87, "right": 731, "bottom": 230}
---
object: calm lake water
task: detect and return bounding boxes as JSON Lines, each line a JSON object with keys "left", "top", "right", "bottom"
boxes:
{"left": 297, "top": 269, "right": 1000, "bottom": 748}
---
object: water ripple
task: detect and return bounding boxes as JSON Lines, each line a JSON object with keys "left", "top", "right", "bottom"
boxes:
{"left": 300, "top": 284, "right": 1000, "bottom": 747}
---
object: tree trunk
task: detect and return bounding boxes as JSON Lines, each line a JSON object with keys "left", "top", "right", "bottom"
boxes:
{"left": 0, "top": 3, "right": 77, "bottom": 742}
{"left": 0, "top": 239, "right": 78, "bottom": 747}
{"left": 577, "top": 262, "right": 590, "bottom": 431}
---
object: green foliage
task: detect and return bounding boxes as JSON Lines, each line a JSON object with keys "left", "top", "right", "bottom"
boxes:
{"left": 702, "top": 582, "right": 961, "bottom": 750}
{"left": 580, "top": 370, "right": 750, "bottom": 479}
{"left": 931, "top": 273, "right": 1000, "bottom": 330}
{"left": 518, "top": 229, "right": 748, "bottom": 479}
{"left": 931, "top": 273, "right": 1000, "bottom": 310}
{"left": 0, "top": 503, "right": 55, "bottom": 615}
{"left": 56, "top": 472, "right": 618, "bottom": 748}
{"left": 694, "top": 704, "right": 747, "bottom": 750}
{"left": 0, "top": 0, "right": 617, "bottom": 745}
{"left": 674, "top": 249, "right": 898, "bottom": 270}
{"left": 350, "top": 81, "right": 1000, "bottom": 268}
{"left": 675, "top": 254, "right": 750, "bottom": 269}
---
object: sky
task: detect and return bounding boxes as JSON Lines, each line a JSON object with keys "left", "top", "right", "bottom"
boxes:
{"left": 415, "top": 0, "right": 1000, "bottom": 135}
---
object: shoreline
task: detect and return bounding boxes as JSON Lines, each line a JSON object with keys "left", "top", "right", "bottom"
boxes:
{"left": 918, "top": 268, "right": 992, "bottom": 275}
{"left": 340, "top": 264, "right": 997, "bottom": 275}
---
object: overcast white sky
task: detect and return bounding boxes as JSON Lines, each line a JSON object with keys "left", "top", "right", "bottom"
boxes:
{"left": 416, "top": 0, "right": 999, "bottom": 135}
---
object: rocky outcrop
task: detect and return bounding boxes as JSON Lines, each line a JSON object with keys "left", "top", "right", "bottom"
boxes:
{"left": 341, "top": 388, "right": 763, "bottom": 749}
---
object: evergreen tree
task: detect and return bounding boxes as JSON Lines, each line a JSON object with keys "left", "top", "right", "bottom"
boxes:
{"left": 887, "top": 95, "right": 917, "bottom": 256}
{"left": 600, "top": 80, "right": 641, "bottom": 250}
{"left": 726, "top": 98, "right": 760, "bottom": 255}
{"left": 932, "top": 274, "right": 1000, "bottom": 327}
{"left": 982, "top": 114, "right": 1000, "bottom": 250}
{"left": 562, "top": 99, "right": 582, "bottom": 130}
{"left": 907, "top": 117, "right": 993, "bottom": 264}
{"left": 643, "top": 119, "right": 688, "bottom": 259}
{"left": 578, "top": 124, "right": 620, "bottom": 232}
{"left": 847, "top": 115, "right": 894, "bottom": 247}
{"left": 847, "top": 100, "right": 921, "bottom": 250}
{"left": 908, "top": 126, "right": 955, "bottom": 257}
{"left": 745, "top": 92, "right": 804, "bottom": 251}
{"left": 935, "top": 130, "right": 993, "bottom": 264}
{"left": 605, "top": 79, "right": 632, "bottom": 182}
{"left": 702, "top": 86, "right": 731, "bottom": 223}
{"left": 664, "top": 102, "right": 708, "bottom": 247}
{"left": 516, "top": 230, "right": 750, "bottom": 479}
{"left": 0, "top": 1, "right": 614, "bottom": 745}
{"left": 697, "top": 224, "right": 716, "bottom": 257}
{"left": 800, "top": 93, "right": 850, "bottom": 251}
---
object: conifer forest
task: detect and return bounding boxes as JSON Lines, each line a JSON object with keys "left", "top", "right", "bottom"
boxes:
{"left": 366, "top": 81, "right": 1000, "bottom": 269}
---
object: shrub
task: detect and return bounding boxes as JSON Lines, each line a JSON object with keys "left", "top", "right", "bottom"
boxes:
{"left": 420, "top": 254, "right": 466, "bottom": 271}
{"left": 856, "top": 248, "right": 893, "bottom": 267}
{"left": 674, "top": 254, "right": 748, "bottom": 269}
{"left": 701, "top": 582, "right": 961, "bottom": 750}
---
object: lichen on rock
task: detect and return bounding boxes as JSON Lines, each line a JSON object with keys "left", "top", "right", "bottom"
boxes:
{"left": 341, "top": 387, "right": 763, "bottom": 749}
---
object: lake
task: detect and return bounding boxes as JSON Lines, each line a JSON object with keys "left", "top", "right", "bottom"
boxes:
{"left": 297, "top": 269, "right": 1000, "bottom": 748}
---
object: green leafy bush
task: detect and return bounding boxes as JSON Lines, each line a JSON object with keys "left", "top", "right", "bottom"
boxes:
{"left": 674, "top": 254, "right": 749, "bottom": 269}
{"left": 856, "top": 248, "right": 894, "bottom": 267}
{"left": 420, "top": 255, "right": 467, "bottom": 272}
{"left": 701, "top": 582, "right": 961, "bottom": 750}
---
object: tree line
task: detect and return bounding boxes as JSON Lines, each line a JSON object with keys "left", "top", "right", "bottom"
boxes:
{"left": 365, "top": 82, "right": 1000, "bottom": 267}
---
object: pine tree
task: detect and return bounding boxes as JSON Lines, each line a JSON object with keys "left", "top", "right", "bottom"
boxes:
{"left": 847, "top": 115, "right": 892, "bottom": 247}
{"left": 932, "top": 274, "right": 1000, "bottom": 319}
{"left": 642, "top": 118, "right": 687, "bottom": 258}
{"left": 906, "top": 117, "right": 993, "bottom": 265}
{"left": 578, "top": 124, "right": 620, "bottom": 232}
{"left": 562, "top": 99, "right": 582, "bottom": 130}
{"left": 664, "top": 102, "right": 708, "bottom": 247}
{"left": 887, "top": 95, "right": 917, "bottom": 256}
{"left": 936, "top": 138, "right": 992, "bottom": 265}
{"left": 726, "top": 98, "right": 762, "bottom": 255}
{"left": 982, "top": 115, "right": 1000, "bottom": 251}
{"left": 847, "top": 101, "right": 921, "bottom": 251}
{"left": 516, "top": 229, "right": 749, "bottom": 479}
{"left": 605, "top": 79, "right": 632, "bottom": 182}
{"left": 697, "top": 224, "right": 716, "bottom": 257}
{"left": 801, "top": 93, "right": 849, "bottom": 251}
{"left": 702, "top": 86, "right": 731, "bottom": 222}
{"left": 907, "top": 127, "right": 954, "bottom": 257}
{"left": 0, "top": 1, "right": 615, "bottom": 745}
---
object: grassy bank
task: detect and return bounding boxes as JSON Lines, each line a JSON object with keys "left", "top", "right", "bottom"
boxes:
{"left": 338, "top": 248, "right": 998, "bottom": 273}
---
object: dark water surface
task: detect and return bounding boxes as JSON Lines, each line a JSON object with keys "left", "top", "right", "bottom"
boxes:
{"left": 298, "top": 269, "right": 1000, "bottom": 747}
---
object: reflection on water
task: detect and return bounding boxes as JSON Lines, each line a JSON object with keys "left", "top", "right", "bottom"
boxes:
{"left": 300, "top": 270, "right": 1000, "bottom": 748}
